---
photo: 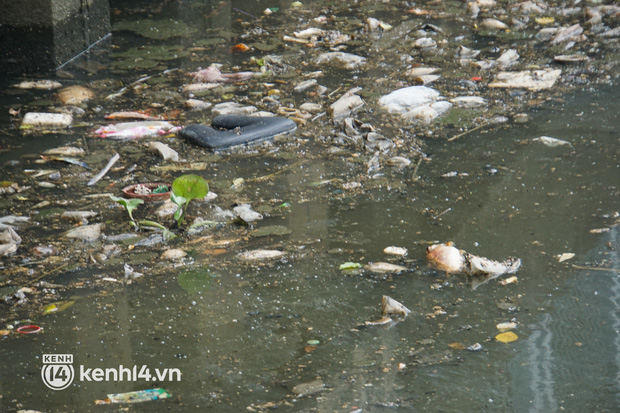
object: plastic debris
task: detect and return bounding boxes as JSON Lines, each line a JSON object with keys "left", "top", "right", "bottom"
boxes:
{"left": 365, "top": 295, "right": 410, "bottom": 326}
{"left": 426, "top": 242, "right": 521, "bottom": 276}
{"left": 315, "top": 52, "right": 367, "bottom": 69}
{"left": 496, "top": 321, "right": 517, "bottom": 331}
{"left": 96, "top": 388, "right": 172, "bottom": 404}
{"left": 94, "top": 121, "right": 177, "bottom": 139}
{"left": 533, "top": 136, "right": 572, "bottom": 147}
{"left": 16, "top": 325, "right": 42, "bottom": 334}
{"left": 238, "top": 249, "right": 285, "bottom": 261}
{"left": 384, "top": 246, "right": 408, "bottom": 256}
{"left": 365, "top": 262, "right": 408, "bottom": 274}
{"left": 64, "top": 223, "right": 104, "bottom": 241}
{"left": 191, "top": 65, "right": 254, "bottom": 83}
{"left": 0, "top": 227, "right": 21, "bottom": 256}
{"left": 489, "top": 69, "right": 562, "bottom": 90}
{"left": 233, "top": 204, "right": 263, "bottom": 222}
{"left": 42, "top": 146, "right": 85, "bottom": 157}
{"left": 328, "top": 87, "right": 364, "bottom": 122}
{"left": 379, "top": 86, "right": 452, "bottom": 123}
{"left": 21, "top": 112, "right": 73, "bottom": 129}
{"left": 181, "top": 115, "right": 296, "bottom": 150}
{"left": 148, "top": 142, "right": 180, "bottom": 162}
{"left": 13, "top": 80, "right": 62, "bottom": 90}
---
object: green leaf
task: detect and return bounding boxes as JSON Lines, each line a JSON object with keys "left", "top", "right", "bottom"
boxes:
{"left": 172, "top": 174, "right": 208, "bottom": 201}
{"left": 339, "top": 262, "right": 362, "bottom": 270}
{"left": 43, "top": 300, "right": 75, "bottom": 315}
{"left": 110, "top": 195, "right": 144, "bottom": 221}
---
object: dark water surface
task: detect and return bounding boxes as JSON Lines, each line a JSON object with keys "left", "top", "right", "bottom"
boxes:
{"left": 0, "top": 1, "right": 618, "bottom": 412}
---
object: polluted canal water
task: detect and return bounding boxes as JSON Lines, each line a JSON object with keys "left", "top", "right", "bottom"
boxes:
{"left": 0, "top": 0, "right": 619, "bottom": 412}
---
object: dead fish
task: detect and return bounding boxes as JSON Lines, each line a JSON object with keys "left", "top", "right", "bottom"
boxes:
{"left": 40, "top": 155, "right": 89, "bottom": 169}
{"left": 42, "top": 146, "right": 85, "bottom": 157}
{"left": 105, "top": 111, "right": 160, "bottom": 120}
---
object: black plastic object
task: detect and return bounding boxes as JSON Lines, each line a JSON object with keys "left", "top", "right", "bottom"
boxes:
{"left": 180, "top": 115, "right": 297, "bottom": 150}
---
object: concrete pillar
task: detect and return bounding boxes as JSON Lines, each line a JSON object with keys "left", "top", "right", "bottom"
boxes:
{"left": 0, "top": 0, "right": 110, "bottom": 74}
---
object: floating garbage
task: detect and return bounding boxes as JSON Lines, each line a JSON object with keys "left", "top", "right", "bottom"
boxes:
{"left": 16, "top": 325, "right": 42, "bottom": 334}
{"left": 384, "top": 246, "right": 408, "bottom": 256}
{"left": 212, "top": 102, "right": 258, "bottom": 117}
{"left": 489, "top": 69, "right": 562, "bottom": 90}
{"left": 191, "top": 65, "right": 255, "bottom": 83}
{"left": 314, "top": 52, "right": 367, "bottom": 69}
{"left": 364, "top": 262, "right": 408, "bottom": 274}
{"left": 233, "top": 204, "right": 263, "bottom": 222}
{"left": 64, "top": 223, "right": 104, "bottom": 241}
{"left": 105, "top": 111, "right": 160, "bottom": 120}
{"left": 94, "top": 121, "right": 177, "bottom": 139}
{"left": 21, "top": 112, "right": 73, "bottom": 129}
{"left": 180, "top": 115, "right": 296, "bottom": 151}
{"left": 161, "top": 248, "right": 187, "bottom": 261}
{"left": 0, "top": 226, "right": 21, "bottom": 256}
{"left": 533, "top": 136, "right": 572, "bottom": 147}
{"left": 365, "top": 296, "right": 411, "bottom": 326}
{"left": 87, "top": 153, "right": 120, "bottom": 186}
{"left": 95, "top": 388, "right": 172, "bottom": 404}
{"left": 148, "top": 142, "right": 180, "bottom": 162}
{"left": 13, "top": 80, "right": 62, "bottom": 90}
{"left": 42, "top": 146, "right": 85, "bottom": 157}
{"left": 42, "top": 300, "right": 75, "bottom": 315}
{"left": 425, "top": 242, "right": 521, "bottom": 276}
{"left": 238, "top": 249, "right": 285, "bottom": 261}
{"left": 61, "top": 211, "right": 98, "bottom": 224}
{"left": 378, "top": 86, "right": 452, "bottom": 123}
{"left": 122, "top": 183, "right": 172, "bottom": 201}
{"left": 329, "top": 88, "right": 364, "bottom": 122}
{"left": 57, "top": 85, "right": 94, "bottom": 105}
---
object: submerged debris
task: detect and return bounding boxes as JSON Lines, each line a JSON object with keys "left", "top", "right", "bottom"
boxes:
{"left": 426, "top": 242, "right": 521, "bottom": 277}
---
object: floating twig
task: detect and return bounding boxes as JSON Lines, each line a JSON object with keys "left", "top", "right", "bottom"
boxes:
{"left": 88, "top": 153, "right": 120, "bottom": 186}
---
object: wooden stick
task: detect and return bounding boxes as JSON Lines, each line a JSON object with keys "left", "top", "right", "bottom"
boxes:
{"left": 87, "top": 153, "right": 120, "bottom": 186}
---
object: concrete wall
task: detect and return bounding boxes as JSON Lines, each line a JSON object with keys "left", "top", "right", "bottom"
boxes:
{"left": 0, "top": 0, "right": 110, "bottom": 74}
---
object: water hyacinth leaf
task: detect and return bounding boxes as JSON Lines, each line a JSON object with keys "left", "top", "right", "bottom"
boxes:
{"left": 495, "top": 331, "right": 518, "bottom": 343}
{"left": 340, "top": 262, "right": 362, "bottom": 270}
{"left": 110, "top": 196, "right": 144, "bottom": 221}
{"left": 172, "top": 174, "right": 209, "bottom": 201}
{"left": 42, "top": 300, "right": 75, "bottom": 315}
